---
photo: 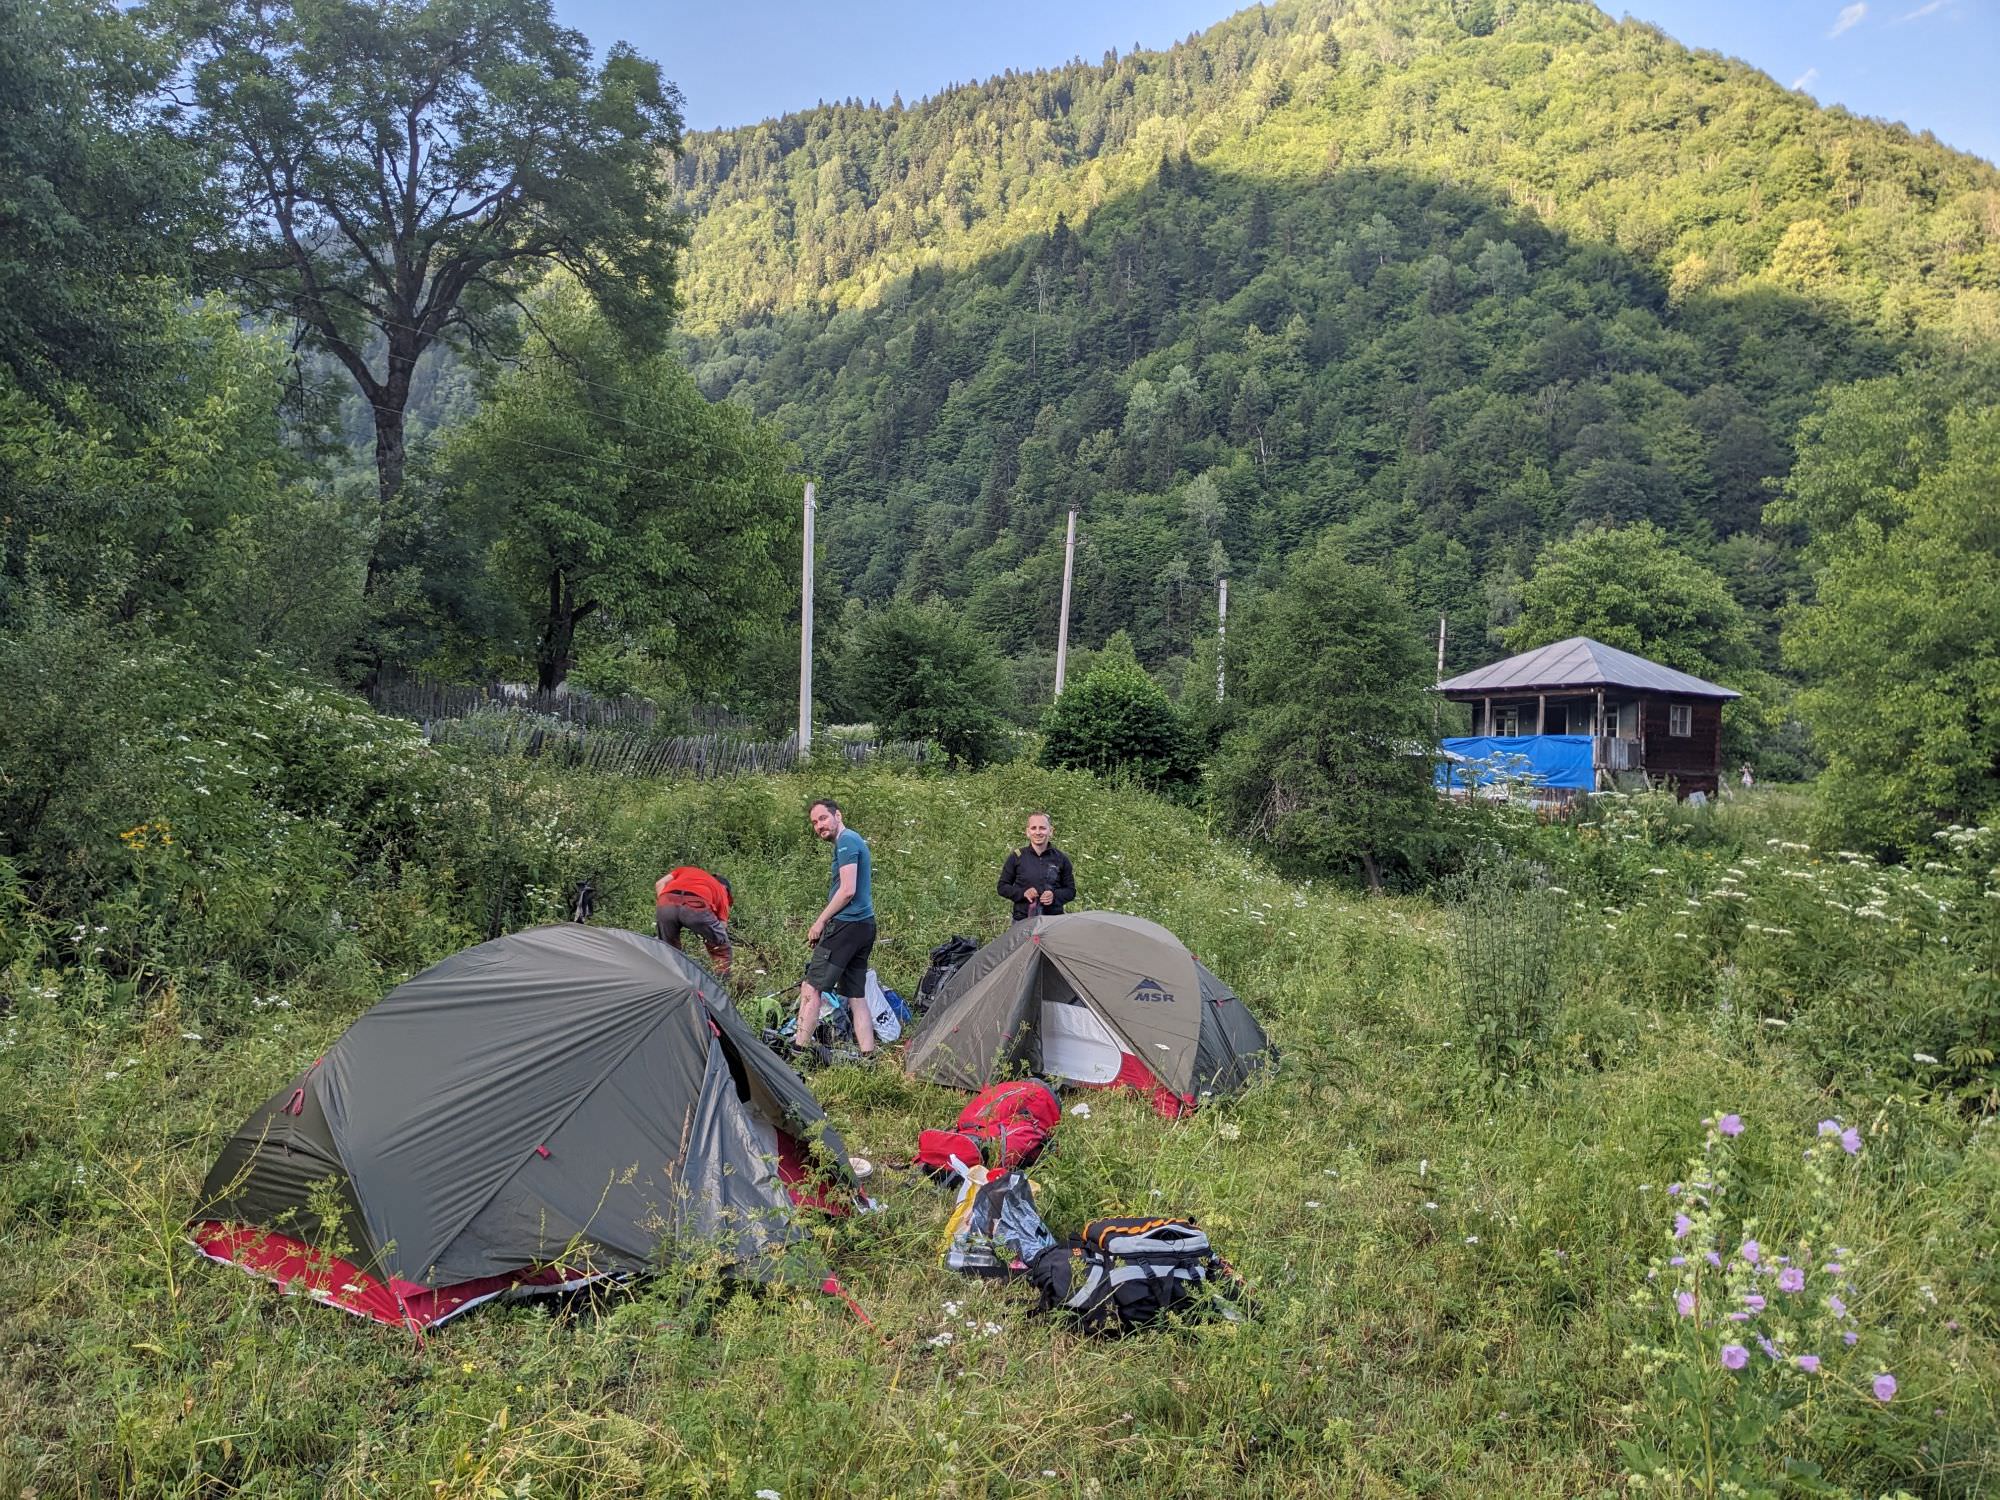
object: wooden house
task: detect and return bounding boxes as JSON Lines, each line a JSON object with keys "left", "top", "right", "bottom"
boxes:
{"left": 1435, "top": 637, "right": 1739, "bottom": 796}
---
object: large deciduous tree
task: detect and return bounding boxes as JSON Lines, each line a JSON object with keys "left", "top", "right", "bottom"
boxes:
{"left": 433, "top": 295, "right": 795, "bottom": 695}
{"left": 155, "top": 0, "right": 687, "bottom": 566}
{"left": 1505, "top": 522, "right": 1757, "bottom": 685}
{"left": 1213, "top": 540, "right": 1442, "bottom": 888}
{"left": 1782, "top": 389, "right": 2000, "bottom": 853}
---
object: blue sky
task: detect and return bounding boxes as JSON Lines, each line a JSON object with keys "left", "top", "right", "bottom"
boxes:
{"left": 551, "top": 0, "right": 1996, "bottom": 166}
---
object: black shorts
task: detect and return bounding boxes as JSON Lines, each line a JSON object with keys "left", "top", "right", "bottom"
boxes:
{"left": 805, "top": 918, "right": 876, "bottom": 998}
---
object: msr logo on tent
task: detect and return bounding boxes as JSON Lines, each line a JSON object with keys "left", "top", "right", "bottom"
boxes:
{"left": 1129, "top": 977, "right": 1173, "bottom": 1004}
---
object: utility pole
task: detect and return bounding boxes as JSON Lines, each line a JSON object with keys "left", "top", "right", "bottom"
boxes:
{"left": 798, "top": 481, "right": 815, "bottom": 756}
{"left": 1216, "top": 576, "right": 1228, "bottom": 701}
{"left": 1053, "top": 508, "right": 1077, "bottom": 696}
{"left": 1436, "top": 614, "right": 1447, "bottom": 683}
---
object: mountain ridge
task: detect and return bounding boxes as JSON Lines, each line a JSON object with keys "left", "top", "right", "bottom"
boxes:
{"left": 660, "top": 0, "right": 1999, "bottom": 698}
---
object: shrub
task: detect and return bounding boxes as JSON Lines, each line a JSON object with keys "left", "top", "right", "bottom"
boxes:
{"left": 1039, "top": 659, "right": 1198, "bottom": 791}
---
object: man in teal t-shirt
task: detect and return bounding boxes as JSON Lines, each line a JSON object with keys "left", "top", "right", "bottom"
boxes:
{"left": 794, "top": 797, "right": 879, "bottom": 1064}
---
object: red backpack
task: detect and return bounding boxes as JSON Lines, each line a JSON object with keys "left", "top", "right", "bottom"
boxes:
{"left": 916, "top": 1080, "right": 1061, "bottom": 1178}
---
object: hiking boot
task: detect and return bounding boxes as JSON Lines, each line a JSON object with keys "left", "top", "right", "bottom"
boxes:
{"left": 788, "top": 1043, "right": 829, "bottom": 1074}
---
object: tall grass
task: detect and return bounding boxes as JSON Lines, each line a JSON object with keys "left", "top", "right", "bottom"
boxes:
{"left": 2, "top": 753, "right": 1996, "bottom": 1497}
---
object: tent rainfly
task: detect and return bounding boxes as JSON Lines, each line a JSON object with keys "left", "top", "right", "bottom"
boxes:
{"left": 191, "top": 925, "right": 854, "bottom": 1330}
{"left": 901, "top": 911, "right": 1273, "bottom": 1116}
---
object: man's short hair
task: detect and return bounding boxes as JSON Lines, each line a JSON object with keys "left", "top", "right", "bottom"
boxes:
{"left": 809, "top": 797, "right": 841, "bottom": 817}
{"left": 1027, "top": 810, "right": 1051, "bottom": 824}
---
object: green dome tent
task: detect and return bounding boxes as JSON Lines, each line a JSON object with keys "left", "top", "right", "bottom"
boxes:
{"left": 191, "top": 925, "right": 854, "bottom": 1330}
{"left": 901, "top": 911, "right": 1272, "bottom": 1116}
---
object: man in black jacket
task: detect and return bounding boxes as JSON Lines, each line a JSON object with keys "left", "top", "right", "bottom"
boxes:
{"left": 997, "top": 812, "right": 1076, "bottom": 922}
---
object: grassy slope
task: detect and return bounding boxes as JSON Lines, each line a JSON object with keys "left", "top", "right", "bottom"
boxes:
{"left": 2, "top": 764, "right": 1995, "bottom": 1497}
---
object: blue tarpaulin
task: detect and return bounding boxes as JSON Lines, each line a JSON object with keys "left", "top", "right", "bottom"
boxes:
{"left": 1437, "top": 735, "right": 1595, "bottom": 793}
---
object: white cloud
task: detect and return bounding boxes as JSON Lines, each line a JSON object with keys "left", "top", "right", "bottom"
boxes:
{"left": 1829, "top": 3, "right": 1867, "bottom": 37}
{"left": 1791, "top": 67, "right": 1821, "bottom": 90}
{"left": 1895, "top": 0, "right": 1950, "bottom": 20}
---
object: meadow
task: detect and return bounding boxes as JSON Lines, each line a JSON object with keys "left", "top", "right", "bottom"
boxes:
{"left": 2, "top": 676, "right": 1996, "bottom": 1498}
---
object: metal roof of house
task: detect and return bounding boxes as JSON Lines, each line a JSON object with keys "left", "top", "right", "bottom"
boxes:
{"left": 1435, "top": 637, "right": 1740, "bottom": 700}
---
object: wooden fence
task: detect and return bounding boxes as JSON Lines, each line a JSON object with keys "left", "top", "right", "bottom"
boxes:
{"left": 366, "top": 675, "right": 929, "bottom": 781}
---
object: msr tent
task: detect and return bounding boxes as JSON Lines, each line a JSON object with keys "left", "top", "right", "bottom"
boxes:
{"left": 901, "top": 911, "right": 1272, "bottom": 1116}
{"left": 191, "top": 925, "right": 854, "bottom": 1331}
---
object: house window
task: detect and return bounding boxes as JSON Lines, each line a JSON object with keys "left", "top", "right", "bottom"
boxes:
{"left": 1669, "top": 703, "right": 1693, "bottom": 737}
{"left": 1494, "top": 706, "right": 1521, "bottom": 737}
{"left": 1602, "top": 703, "right": 1621, "bottom": 738}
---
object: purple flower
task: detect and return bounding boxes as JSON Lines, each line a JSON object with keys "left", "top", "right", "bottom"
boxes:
{"left": 1828, "top": 1294, "right": 1848, "bottom": 1317}
{"left": 1741, "top": 1239, "right": 1761, "bottom": 1265}
{"left": 1872, "top": 1373, "right": 1897, "bottom": 1402}
{"left": 1706, "top": 1252, "right": 1723, "bottom": 1269}
{"left": 1824, "top": 1262, "right": 1844, "bottom": 1274}
{"left": 1719, "top": 1114, "right": 1743, "bottom": 1137}
{"left": 1720, "top": 1343, "right": 1749, "bottom": 1370}
{"left": 1728, "top": 1311, "right": 1750, "bottom": 1322}
{"left": 1745, "top": 1294, "right": 1767, "bottom": 1312}
{"left": 1667, "top": 1183, "right": 1683, "bottom": 1196}
{"left": 1670, "top": 1256, "right": 1687, "bottom": 1267}
{"left": 1677, "top": 1291, "right": 1696, "bottom": 1318}
{"left": 1673, "top": 1214, "right": 1693, "bottom": 1240}
{"left": 1818, "top": 1119, "right": 1841, "bottom": 1136}
{"left": 1843, "top": 1331, "right": 1859, "bottom": 1347}
{"left": 1841, "top": 1127, "right": 1862, "bottom": 1155}
{"left": 1796, "top": 1354, "right": 1821, "bottom": 1373}
{"left": 1778, "top": 1267, "right": 1806, "bottom": 1293}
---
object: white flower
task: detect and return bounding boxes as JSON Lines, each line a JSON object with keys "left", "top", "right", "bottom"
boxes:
{"left": 1424, "top": 1201, "right": 1439, "bottom": 1210}
{"left": 757, "top": 1490, "right": 783, "bottom": 1499}
{"left": 1217, "top": 1122, "right": 1241, "bottom": 1141}
{"left": 1465, "top": 1235, "right": 1480, "bottom": 1245}
{"left": 1913, "top": 1052, "right": 1940, "bottom": 1065}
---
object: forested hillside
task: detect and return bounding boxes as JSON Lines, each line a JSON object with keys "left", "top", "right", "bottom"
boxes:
{"left": 669, "top": 0, "right": 2000, "bottom": 682}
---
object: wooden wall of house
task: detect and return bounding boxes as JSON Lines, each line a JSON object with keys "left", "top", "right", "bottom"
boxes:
{"left": 1640, "top": 695, "right": 1723, "bottom": 794}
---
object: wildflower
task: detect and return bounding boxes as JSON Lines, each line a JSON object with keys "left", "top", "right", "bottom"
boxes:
{"left": 1465, "top": 1235, "right": 1479, "bottom": 1245}
{"left": 1843, "top": 1331, "right": 1859, "bottom": 1347}
{"left": 1872, "top": 1373, "right": 1897, "bottom": 1402}
{"left": 1818, "top": 1119, "right": 1841, "bottom": 1136}
{"left": 1706, "top": 1252, "right": 1723, "bottom": 1268}
{"left": 1828, "top": 1294, "right": 1848, "bottom": 1317}
{"left": 1824, "top": 1262, "right": 1843, "bottom": 1274}
{"left": 1796, "top": 1354, "right": 1820, "bottom": 1373}
{"left": 1667, "top": 1183, "right": 1682, "bottom": 1196}
{"left": 1718, "top": 1114, "right": 1743, "bottom": 1137}
{"left": 758, "top": 1490, "right": 784, "bottom": 1499}
{"left": 1757, "top": 1336, "right": 1779, "bottom": 1360}
{"left": 1424, "top": 1201, "right": 1438, "bottom": 1210}
{"left": 1778, "top": 1267, "right": 1805, "bottom": 1293}
{"left": 1677, "top": 1291, "right": 1696, "bottom": 1318}
{"left": 1913, "top": 1052, "right": 1939, "bottom": 1065}
{"left": 1744, "top": 1294, "right": 1766, "bottom": 1312}
{"left": 1740, "top": 1239, "right": 1760, "bottom": 1265}
{"left": 1673, "top": 1214, "right": 1693, "bottom": 1239}
{"left": 1840, "top": 1127, "right": 1861, "bottom": 1155}
{"left": 1720, "top": 1343, "right": 1749, "bottom": 1370}
{"left": 1670, "top": 1256, "right": 1686, "bottom": 1267}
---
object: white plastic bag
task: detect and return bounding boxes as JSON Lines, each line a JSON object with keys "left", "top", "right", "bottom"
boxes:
{"left": 863, "top": 968, "right": 901, "bottom": 1043}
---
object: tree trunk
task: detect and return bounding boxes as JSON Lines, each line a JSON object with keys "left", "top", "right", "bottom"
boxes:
{"left": 537, "top": 567, "right": 598, "bottom": 692}
{"left": 361, "top": 331, "right": 419, "bottom": 601}
{"left": 1360, "top": 850, "right": 1384, "bottom": 892}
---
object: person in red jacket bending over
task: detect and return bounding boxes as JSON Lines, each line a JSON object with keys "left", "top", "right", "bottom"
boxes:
{"left": 655, "top": 865, "right": 734, "bottom": 977}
